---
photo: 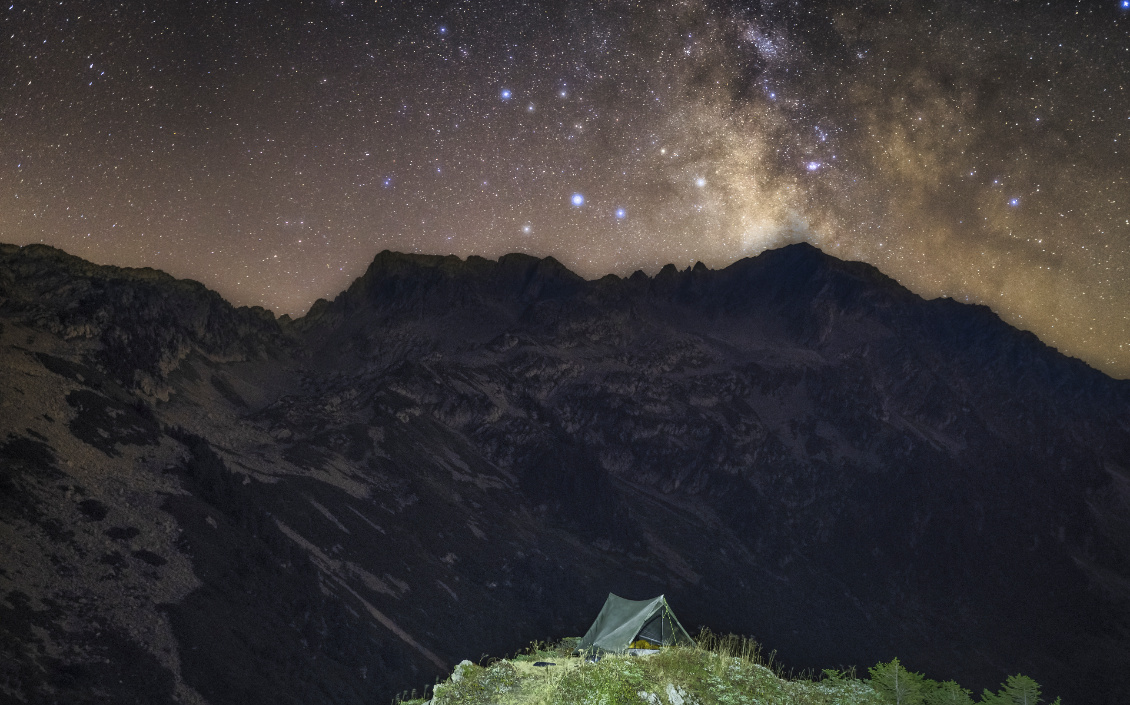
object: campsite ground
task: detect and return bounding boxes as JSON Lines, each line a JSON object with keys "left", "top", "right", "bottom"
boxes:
{"left": 405, "top": 637, "right": 886, "bottom": 705}
{"left": 404, "top": 635, "right": 1056, "bottom": 705}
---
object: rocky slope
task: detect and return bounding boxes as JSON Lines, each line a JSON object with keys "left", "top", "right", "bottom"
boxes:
{"left": 1, "top": 242, "right": 1127, "bottom": 704}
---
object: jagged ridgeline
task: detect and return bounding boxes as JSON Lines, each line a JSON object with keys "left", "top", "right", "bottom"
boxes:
{"left": 407, "top": 635, "right": 1061, "bottom": 705}
{"left": 1, "top": 242, "right": 1128, "bottom": 705}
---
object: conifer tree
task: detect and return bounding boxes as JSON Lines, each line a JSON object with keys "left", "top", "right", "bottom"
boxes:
{"left": 868, "top": 657, "right": 925, "bottom": 705}
{"left": 924, "top": 679, "right": 974, "bottom": 705}
{"left": 980, "top": 690, "right": 1005, "bottom": 705}
{"left": 980, "top": 674, "right": 1045, "bottom": 705}
{"left": 1001, "top": 675, "right": 1042, "bottom": 705}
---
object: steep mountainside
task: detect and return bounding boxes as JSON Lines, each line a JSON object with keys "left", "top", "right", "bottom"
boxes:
{"left": 1, "top": 242, "right": 1128, "bottom": 705}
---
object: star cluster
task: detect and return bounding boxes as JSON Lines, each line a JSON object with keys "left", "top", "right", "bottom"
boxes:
{"left": 1, "top": 1, "right": 1127, "bottom": 376}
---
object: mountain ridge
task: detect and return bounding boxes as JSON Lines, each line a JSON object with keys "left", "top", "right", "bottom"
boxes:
{"left": 2, "top": 240, "right": 1114, "bottom": 392}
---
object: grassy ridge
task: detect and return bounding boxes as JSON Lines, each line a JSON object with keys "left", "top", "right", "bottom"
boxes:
{"left": 396, "top": 631, "right": 1060, "bottom": 705}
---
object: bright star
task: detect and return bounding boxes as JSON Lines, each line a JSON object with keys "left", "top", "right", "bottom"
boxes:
{"left": 439, "top": 26, "right": 447, "bottom": 34}
{"left": 806, "top": 162, "right": 821, "bottom": 171}
{"left": 1009, "top": 198, "right": 1020, "bottom": 207}
{"left": 521, "top": 224, "right": 532, "bottom": 234}
{"left": 695, "top": 177, "right": 706, "bottom": 188}
{"left": 501, "top": 89, "right": 512, "bottom": 100}
{"left": 571, "top": 193, "right": 585, "bottom": 207}
{"left": 615, "top": 208, "right": 627, "bottom": 219}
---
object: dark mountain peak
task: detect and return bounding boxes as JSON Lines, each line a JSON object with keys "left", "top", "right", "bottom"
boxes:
{"left": 0, "top": 242, "right": 290, "bottom": 390}
{"left": 315, "top": 242, "right": 887, "bottom": 322}
{"left": 622, "top": 242, "right": 910, "bottom": 324}
{"left": 357, "top": 249, "right": 579, "bottom": 286}
{"left": 492, "top": 252, "right": 585, "bottom": 298}
{"left": 294, "top": 243, "right": 1126, "bottom": 399}
{"left": 295, "top": 250, "right": 587, "bottom": 359}
{"left": 715, "top": 241, "right": 908, "bottom": 302}
{"left": 1, "top": 241, "right": 181, "bottom": 289}
{"left": 765, "top": 239, "right": 824, "bottom": 259}
{"left": 347, "top": 249, "right": 583, "bottom": 300}
{"left": 365, "top": 249, "right": 466, "bottom": 275}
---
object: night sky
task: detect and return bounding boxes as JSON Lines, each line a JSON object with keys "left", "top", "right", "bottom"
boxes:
{"left": 2, "top": 1, "right": 1128, "bottom": 377}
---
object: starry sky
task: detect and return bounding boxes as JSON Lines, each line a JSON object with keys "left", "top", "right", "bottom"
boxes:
{"left": 2, "top": 1, "right": 1128, "bottom": 377}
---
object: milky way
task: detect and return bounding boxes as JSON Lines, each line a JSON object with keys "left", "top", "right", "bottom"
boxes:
{"left": 1, "top": 1, "right": 1128, "bottom": 376}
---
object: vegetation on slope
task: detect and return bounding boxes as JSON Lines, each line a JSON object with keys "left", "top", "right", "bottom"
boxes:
{"left": 397, "top": 631, "right": 1061, "bottom": 705}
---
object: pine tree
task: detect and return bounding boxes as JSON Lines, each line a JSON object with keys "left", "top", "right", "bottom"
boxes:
{"left": 868, "top": 657, "right": 925, "bottom": 705}
{"left": 980, "top": 674, "right": 1045, "bottom": 705}
{"left": 979, "top": 690, "right": 1007, "bottom": 705}
{"left": 924, "top": 679, "right": 974, "bottom": 705}
{"left": 1001, "top": 675, "right": 1042, "bottom": 705}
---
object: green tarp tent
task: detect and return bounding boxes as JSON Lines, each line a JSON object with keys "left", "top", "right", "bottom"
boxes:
{"left": 578, "top": 593, "right": 694, "bottom": 653}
